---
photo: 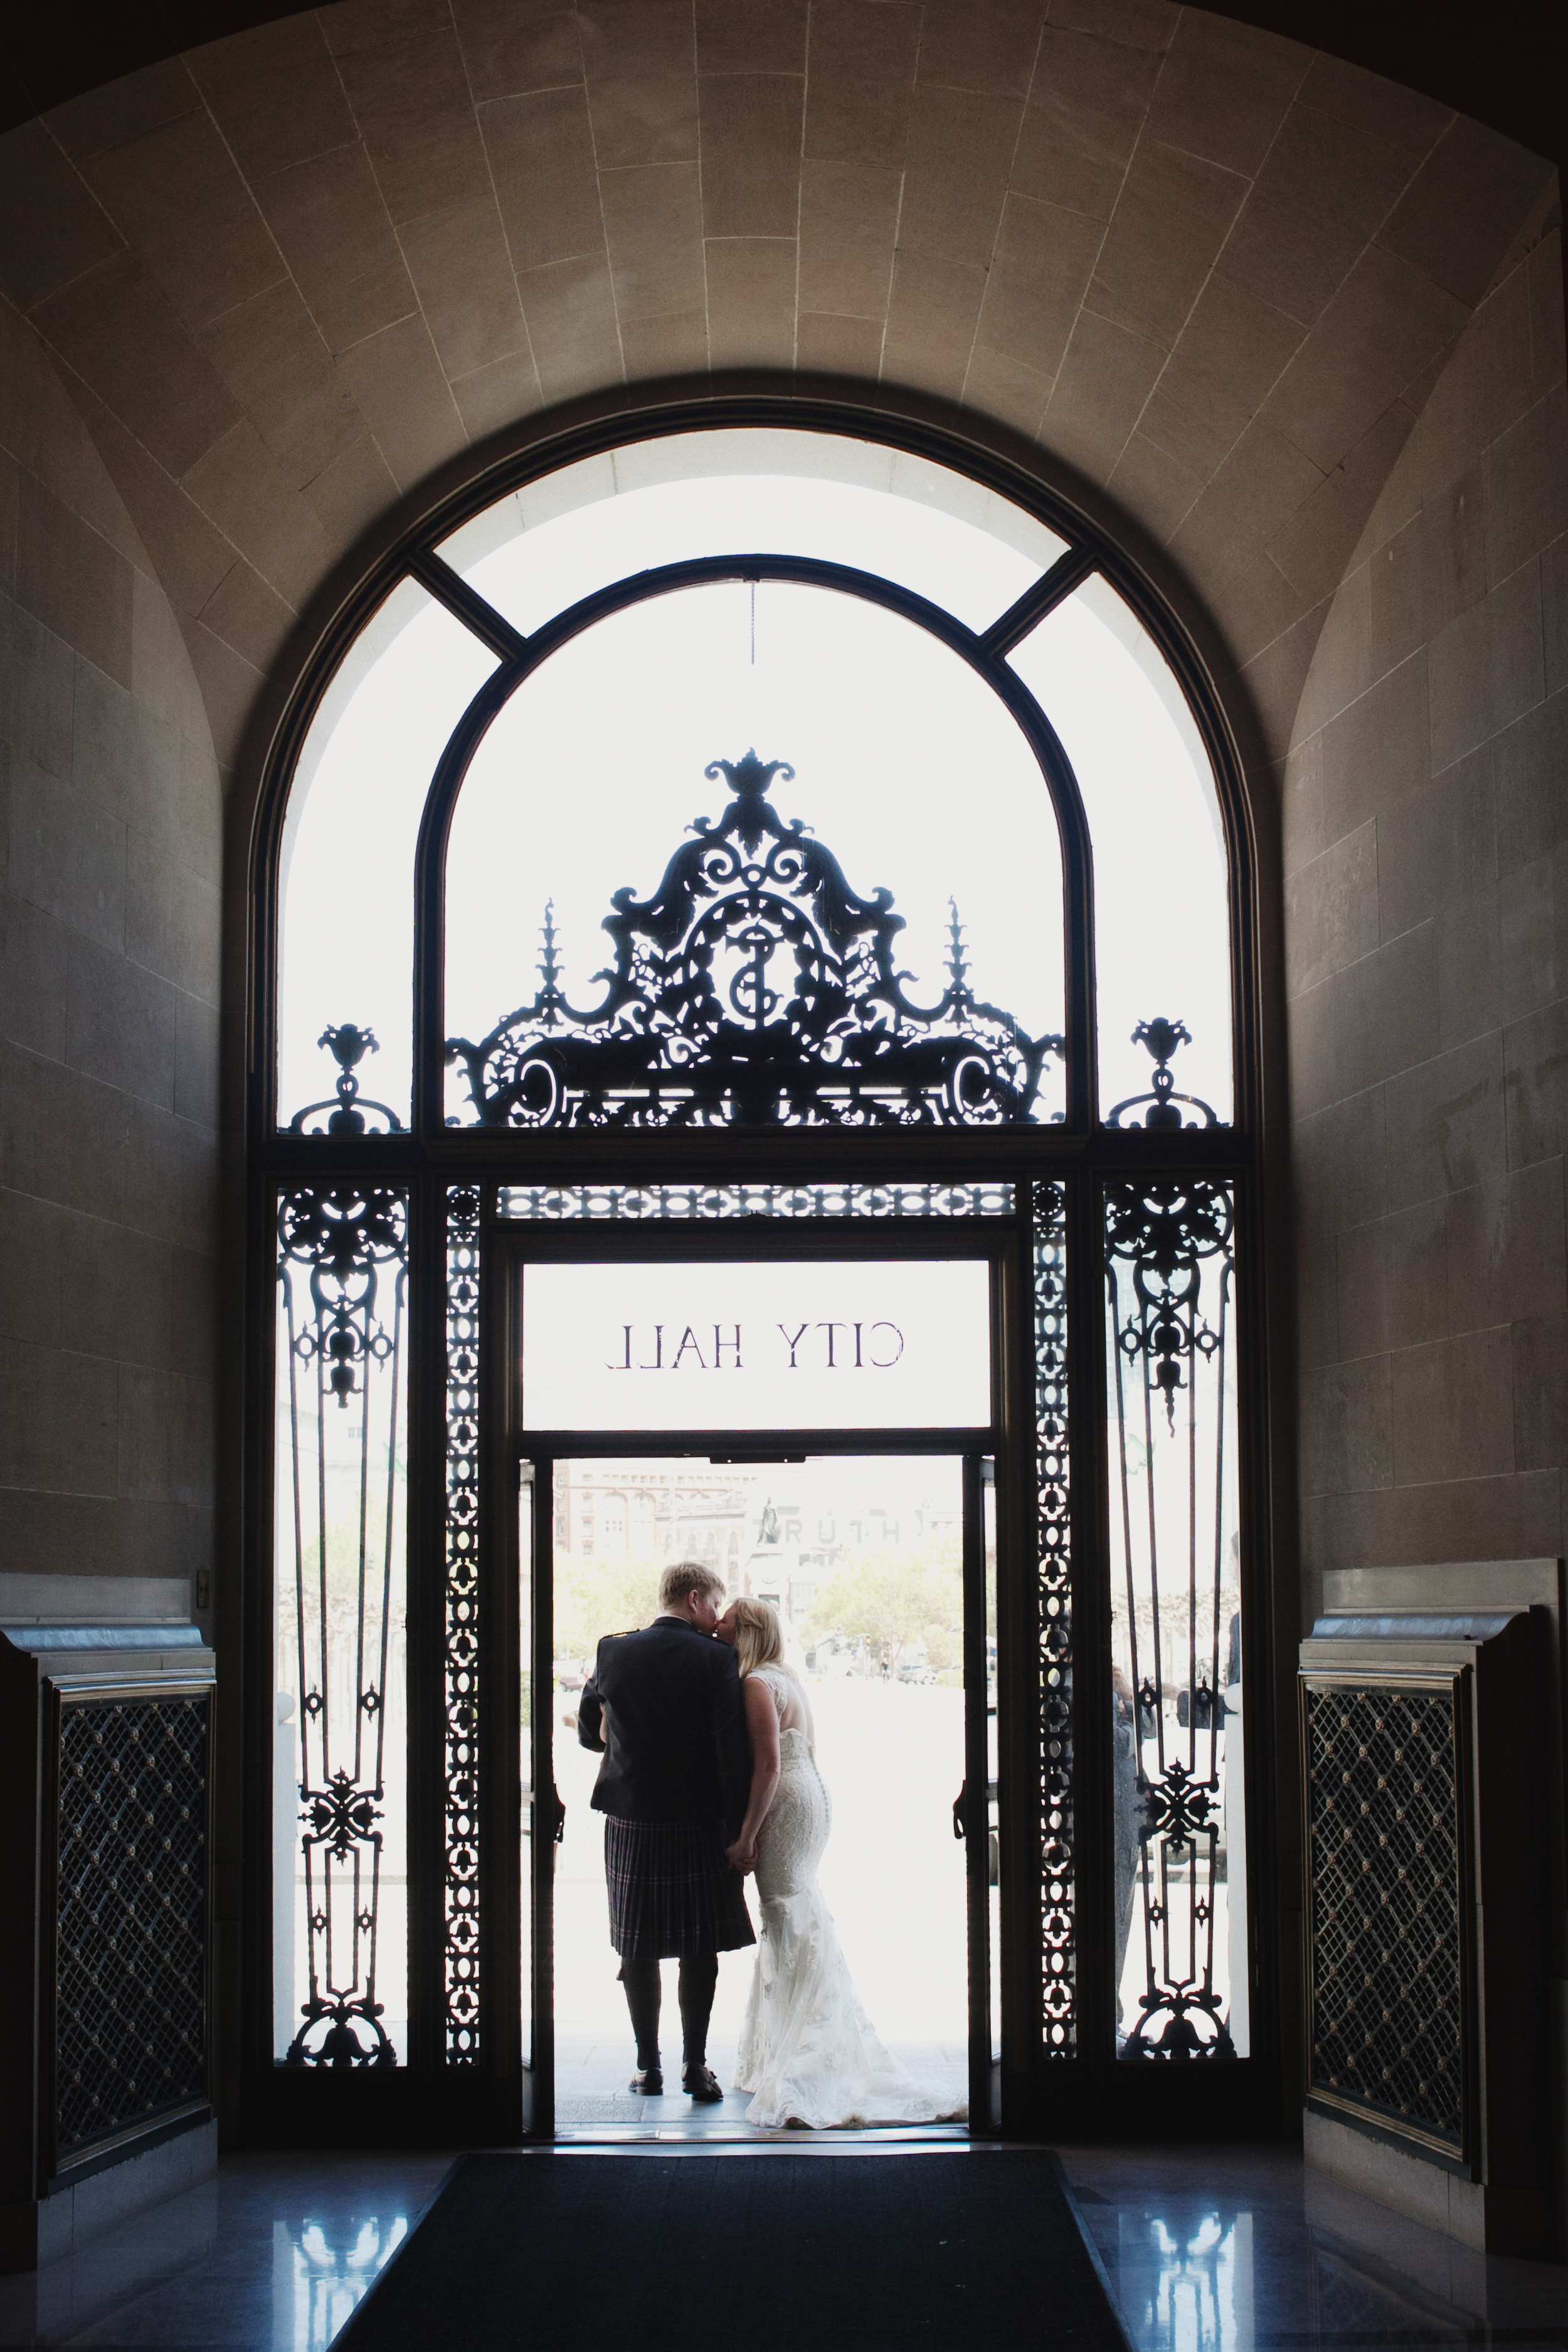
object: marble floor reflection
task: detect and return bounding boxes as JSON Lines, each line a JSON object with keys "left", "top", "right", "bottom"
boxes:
{"left": 1060, "top": 2144, "right": 1568, "bottom": 2352}
{"left": 0, "top": 2141, "right": 1562, "bottom": 2348}
{"left": 0, "top": 2153, "right": 452, "bottom": 2350}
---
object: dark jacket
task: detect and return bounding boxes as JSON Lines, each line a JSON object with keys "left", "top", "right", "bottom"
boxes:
{"left": 578, "top": 1616, "right": 751, "bottom": 1826}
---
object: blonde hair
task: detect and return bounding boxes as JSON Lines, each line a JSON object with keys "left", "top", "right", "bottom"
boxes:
{"left": 729, "top": 1596, "right": 785, "bottom": 1679}
{"left": 658, "top": 1559, "right": 728, "bottom": 1613}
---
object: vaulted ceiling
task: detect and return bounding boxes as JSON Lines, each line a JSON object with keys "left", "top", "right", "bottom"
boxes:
{"left": 0, "top": 1, "right": 1554, "bottom": 780}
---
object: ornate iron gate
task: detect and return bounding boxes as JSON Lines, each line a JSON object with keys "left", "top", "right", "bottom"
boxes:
{"left": 248, "top": 410, "right": 1269, "bottom": 2143}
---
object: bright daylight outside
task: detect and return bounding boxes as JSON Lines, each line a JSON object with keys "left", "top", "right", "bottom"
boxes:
{"left": 537, "top": 1454, "right": 978, "bottom": 2131}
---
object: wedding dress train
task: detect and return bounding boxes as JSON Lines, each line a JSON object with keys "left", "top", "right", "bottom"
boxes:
{"left": 733, "top": 1666, "right": 965, "bottom": 2129}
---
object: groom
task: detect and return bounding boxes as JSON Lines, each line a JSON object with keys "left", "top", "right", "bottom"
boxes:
{"left": 578, "top": 1560, "right": 753, "bottom": 2101}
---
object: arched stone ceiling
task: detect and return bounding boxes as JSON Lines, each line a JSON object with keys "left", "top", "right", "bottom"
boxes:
{"left": 0, "top": 0, "right": 1554, "bottom": 779}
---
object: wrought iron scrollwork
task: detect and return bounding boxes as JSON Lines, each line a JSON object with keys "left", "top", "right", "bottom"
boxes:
{"left": 1106, "top": 1142, "right": 1239, "bottom": 2061}
{"left": 278, "top": 1182, "right": 407, "bottom": 2067}
{"left": 446, "top": 751, "right": 1062, "bottom": 1128}
{"left": 443, "top": 1185, "right": 482, "bottom": 2059}
{"left": 278, "top": 1187, "right": 406, "bottom": 1411}
{"left": 496, "top": 1181, "right": 1016, "bottom": 1220}
{"left": 288, "top": 1024, "right": 404, "bottom": 1135}
{"left": 1105, "top": 1179, "right": 1233, "bottom": 1434}
{"left": 1034, "top": 1181, "right": 1074, "bottom": 2051}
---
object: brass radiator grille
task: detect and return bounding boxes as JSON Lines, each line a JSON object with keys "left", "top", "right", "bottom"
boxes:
{"left": 53, "top": 1694, "right": 211, "bottom": 2166}
{"left": 1304, "top": 1679, "right": 1466, "bottom": 2154}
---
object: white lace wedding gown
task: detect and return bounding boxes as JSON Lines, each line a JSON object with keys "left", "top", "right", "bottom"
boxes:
{"left": 733, "top": 1665, "right": 964, "bottom": 2128}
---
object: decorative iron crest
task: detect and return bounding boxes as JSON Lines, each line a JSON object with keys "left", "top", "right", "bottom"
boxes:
{"left": 446, "top": 751, "right": 1062, "bottom": 1128}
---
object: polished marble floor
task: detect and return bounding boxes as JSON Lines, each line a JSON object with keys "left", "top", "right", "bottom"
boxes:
{"left": 0, "top": 2140, "right": 1562, "bottom": 2348}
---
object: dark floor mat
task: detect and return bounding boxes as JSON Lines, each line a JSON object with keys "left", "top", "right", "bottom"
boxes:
{"left": 334, "top": 2150, "right": 1129, "bottom": 2351}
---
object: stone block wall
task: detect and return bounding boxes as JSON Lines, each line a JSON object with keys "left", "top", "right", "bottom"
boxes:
{"left": 1286, "top": 218, "right": 1568, "bottom": 1587}
{"left": 0, "top": 297, "right": 220, "bottom": 1600}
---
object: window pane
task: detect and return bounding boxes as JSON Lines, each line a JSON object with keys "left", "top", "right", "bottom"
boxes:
{"left": 278, "top": 580, "right": 497, "bottom": 1129}
{"left": 1009, "top": 577, "right": 1232, "bottom": 1123}
{"left": 445, "top": 582, "right": 1066, "bottom": 1128}
{"left": 436, "top": 435, "right": 1065, "bottom": 637}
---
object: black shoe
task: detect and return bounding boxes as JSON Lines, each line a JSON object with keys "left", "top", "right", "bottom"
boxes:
{"left": 684, "top": 2064, "right": 723, "bottom": 2104}
{"left": 630, "top": 2067, "right": 664, "bottom": 2094}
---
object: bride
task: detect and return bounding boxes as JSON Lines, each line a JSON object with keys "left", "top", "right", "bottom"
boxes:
{"left": 716, "top": 1596, "right": 963, "bottom": 2129}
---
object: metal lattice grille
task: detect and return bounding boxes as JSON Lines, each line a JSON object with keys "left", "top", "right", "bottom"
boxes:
{"left": 1306, "top": 1681, "right": 1465, "bottom": 2146}
{"left": 55, "top": 1696, "right": 209, "bottom": 2161}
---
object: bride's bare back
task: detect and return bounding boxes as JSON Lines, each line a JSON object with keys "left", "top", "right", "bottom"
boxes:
{"left": 755, "top": 1661, "right": 814, "bottom": 1745}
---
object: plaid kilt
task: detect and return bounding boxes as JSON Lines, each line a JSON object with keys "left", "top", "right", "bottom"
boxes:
{"left": 603, "top": 1815, "right": 755, "bottom": 1959}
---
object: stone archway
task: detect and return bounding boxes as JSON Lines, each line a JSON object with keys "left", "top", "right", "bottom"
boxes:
{"left": 0, "top": 0, "right": 1563, "bottom": 2151}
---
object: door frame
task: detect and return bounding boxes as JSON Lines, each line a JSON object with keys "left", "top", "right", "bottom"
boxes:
{"left": 492, "top": 1217, "right": 1019, "bottom": 2141}
{"left": 519, "top": 1437, "right": 1000, "bottom": 2139}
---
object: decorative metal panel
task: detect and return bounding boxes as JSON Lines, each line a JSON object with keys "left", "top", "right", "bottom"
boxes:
{"left": 1034, "top": 1179, "right": 1074, "bottom": 2051}
{"left": 446, "top": 751, "right": 1062, "bottom": 1130}
{"left": 1104, "top": 1025, "right": 1242, "bottom": 2060}
{"left": 277, "top": 1179, "right": 408, "bottom": 2067}
{"left": 498, "top": 1182, "right": 1015, "bottom": 1220}
{"left": 443, "top": 1184, "right": 483, "bottom": 2060}
{"left": 55, "top": 1695, "right": 209, "bottom": 2164}
{"left": 1305, "top": 1680, "right": 1465, "bottom": 2151}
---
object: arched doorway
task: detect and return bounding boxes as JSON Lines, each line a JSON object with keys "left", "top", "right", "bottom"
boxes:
{"left": 247, "top": 406, "right": 1275, "bottom": 2148}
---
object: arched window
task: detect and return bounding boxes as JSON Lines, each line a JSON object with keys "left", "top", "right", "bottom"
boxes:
{"left": 257, "top": 416, "right": 1263, "bottom": 2137}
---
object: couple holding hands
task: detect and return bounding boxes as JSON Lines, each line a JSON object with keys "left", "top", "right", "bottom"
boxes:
{"left": 578, "top": 1559, "right": 956, "bottom": 2129}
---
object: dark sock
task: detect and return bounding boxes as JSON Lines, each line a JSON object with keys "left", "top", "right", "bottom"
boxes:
{"left": 620, "top": 1956, "right": 662, "bottom": 2070}
{"left": 677, "top": 1953, "right": 719, "bottom": 2069}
